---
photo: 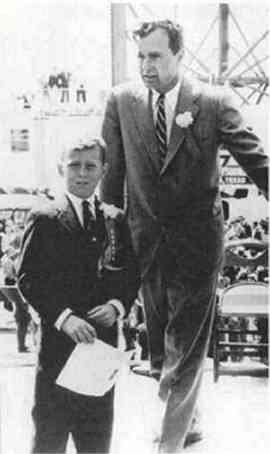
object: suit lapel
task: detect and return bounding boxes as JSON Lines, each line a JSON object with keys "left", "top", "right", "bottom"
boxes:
{"left": 57, "top": 195, "right": 83, "bottom": 233}
{"left": 161, "top": 77, "right": 200, "bottom": 175}
{"left": 93, "top": 197, "right": 106, "bottom": 242}
{"left": 131, "top": 86, "right": 160, "bottom": 174}
{"left": 56, "top": 195, "right": 105, "bottom": 241}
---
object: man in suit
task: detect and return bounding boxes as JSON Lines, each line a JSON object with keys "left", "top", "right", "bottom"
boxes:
{"left": 101, "top": 20, "right": 268, "bottom": 453}
{"left": 17, "top": 136, "right": 136, "bottom": 453}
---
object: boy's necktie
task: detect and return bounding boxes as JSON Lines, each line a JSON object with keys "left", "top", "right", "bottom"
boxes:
{"left": 82, "top": 200, "right": 92, "bottom": 230}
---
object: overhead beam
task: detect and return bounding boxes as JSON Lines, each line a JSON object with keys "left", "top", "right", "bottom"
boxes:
{"left": 187, "top": 14, "right": 218, "bottom": 68}
{"left": 231, "top": 45, "right": 261, "bottom": 78}
{"left": 111, "top": 3, "right": 128, "bottom": 86}
{"left": 185, "top": 47, "right": 211, "bottom": 74}
{"left": 236, "top": 55, "right": 269, "bottom": 78}
{"left": 229, "top": 8, "right": 267, "bottom": 78}
{"left": 256, "top": 82, "right": 269, "bottom": 104}
{"left": 219, "top": 3, "right": 229, "bottom": 77}
{"left": 190, "top": 73, "right": 268, "bottom": 86}
{"left": 224, "top": 30, "right": 269, "bottom": 79}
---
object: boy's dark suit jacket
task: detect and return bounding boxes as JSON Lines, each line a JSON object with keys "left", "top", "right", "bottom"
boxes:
{"left": 17, "top": 195, "right": 137, "bottom": 380}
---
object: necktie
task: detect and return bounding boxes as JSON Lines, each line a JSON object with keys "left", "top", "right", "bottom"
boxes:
{"left": 156, "top": 93, "right": 167, "bottom": 164}
{"left": 82, "top": 200, "right": 91, "bottom": 230}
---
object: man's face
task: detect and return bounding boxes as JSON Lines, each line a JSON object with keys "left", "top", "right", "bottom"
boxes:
{"left": 137, "top": 28, "right": 182, "bottom": 93}
{"left": 59, "top": 146, "right": 104, "bottom": 199}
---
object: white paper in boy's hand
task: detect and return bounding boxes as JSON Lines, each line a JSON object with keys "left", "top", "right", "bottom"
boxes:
{"left": 56, "top": 339, "right": 133, "bottom": 396}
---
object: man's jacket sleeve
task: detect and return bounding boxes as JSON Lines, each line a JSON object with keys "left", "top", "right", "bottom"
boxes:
{"left": 217, "top": 91, "right": 268, "bottom": 198}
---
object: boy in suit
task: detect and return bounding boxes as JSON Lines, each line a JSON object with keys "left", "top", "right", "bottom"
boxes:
{"left": 17, "top": 136, "right": 136, "bottom": 453}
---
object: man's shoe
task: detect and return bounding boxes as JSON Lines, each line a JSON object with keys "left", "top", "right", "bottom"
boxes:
{"left": 18, "top": 347, "right": 30, "bottom": 353}
{"left": 184, "top": 431, "right": 203, "bottom": 448}
{"left": 132, "top": 364, "right": 161, "bottom": 380}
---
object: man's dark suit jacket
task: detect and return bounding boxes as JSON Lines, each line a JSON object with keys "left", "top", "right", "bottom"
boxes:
{"left": 102, "top": 77, "right": 268, "bottom": 453}
{"left": 17, "top": 195, "right": 136, "bottom": 380}
{"left": 102, "top": 77, "right": 268, "bottom": 281}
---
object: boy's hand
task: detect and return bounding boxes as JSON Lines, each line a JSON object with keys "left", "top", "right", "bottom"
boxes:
{"left": 62, "top": 314, "right": 97, "bottom": 343}
{"left": 87, "top": 304, "right": 118, "bottom": 327}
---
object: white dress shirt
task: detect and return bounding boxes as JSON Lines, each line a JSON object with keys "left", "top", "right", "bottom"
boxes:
{"left": 152, "top": 78, "right": 182, "bottom": 143}
{"left": 67, "top": 191, "right": 96, "bottom": 225}
{"left": 55, "top": 192, "right": 125, "bottom": 331}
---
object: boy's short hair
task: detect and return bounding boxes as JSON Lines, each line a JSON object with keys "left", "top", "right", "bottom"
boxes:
{"left": 60, "top": 136, "right": 106, "bottom": 165}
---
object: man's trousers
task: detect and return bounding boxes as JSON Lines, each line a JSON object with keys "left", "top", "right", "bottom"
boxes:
{"left": 141, "top": 260, "right": 218, "bottom": 453}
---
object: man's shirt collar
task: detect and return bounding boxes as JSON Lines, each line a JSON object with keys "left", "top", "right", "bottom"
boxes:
{"left": 151, "top": 77, "right": 182, "bottom": 142}
{"left": 152, "top": 77, "right": 182, "bottom": 108}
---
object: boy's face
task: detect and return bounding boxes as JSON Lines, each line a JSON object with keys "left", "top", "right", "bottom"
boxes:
{"left": 59, "top": 146, "right": 104, "bottom": 199}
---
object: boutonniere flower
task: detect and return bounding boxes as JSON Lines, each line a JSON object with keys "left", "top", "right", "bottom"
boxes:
{"left": 100, "top": 202, "right": 124, "bottom": 221}
{"left": 175, "top": 111, "right": 194, "bottom": 128}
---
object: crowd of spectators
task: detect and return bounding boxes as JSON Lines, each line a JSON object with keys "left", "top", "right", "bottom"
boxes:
{"left": 125, "top": 215, "right": 269, "bottom": 365}
{"left": 0, "top": 214, "right": 33, "bottom": 352}
{"left": 0, "top": 212, "right": 268, "bottom": 361}
{"left": 0, "top": 218, "right": 24, "bottom": 263}
{"left": 221, "top": 215, "right": 268, "bottom": 285}
{"left": 224, "top": 216, "right": 268, "bottom": 242}
{"left": 216, "top": 216, "right": 269, "bottom": 364}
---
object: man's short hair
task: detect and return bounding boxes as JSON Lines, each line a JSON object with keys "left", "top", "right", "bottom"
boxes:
{"left": 133, "top": 19, "right": 184, "bottom": 55}
{"left": 60, "top": 136, "right": 106, "bottom": 165}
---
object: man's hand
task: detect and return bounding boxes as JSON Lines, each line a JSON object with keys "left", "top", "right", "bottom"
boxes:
{"left": 61, "top": 314, "right": 97, "bottom": 343}
{"left": 87, "top": 304, "right": 118, "bottom": 327}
